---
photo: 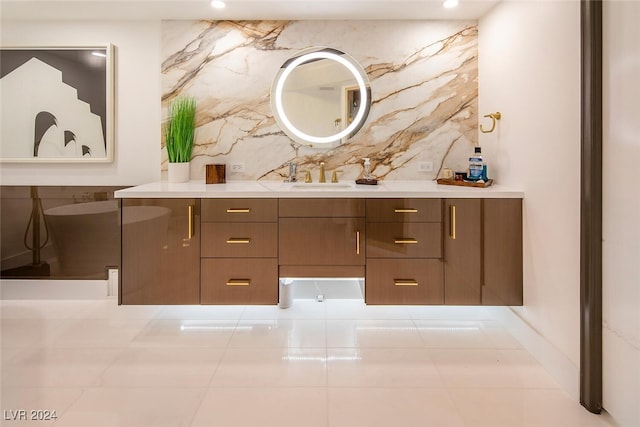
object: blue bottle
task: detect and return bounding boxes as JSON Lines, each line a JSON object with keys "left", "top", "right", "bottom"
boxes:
{"left": 468, "top": 146, "right": 483, "bottom": 181}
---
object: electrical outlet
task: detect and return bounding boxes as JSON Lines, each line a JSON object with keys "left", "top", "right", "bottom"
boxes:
{"left": 418, "top": 161, "right": 433, "bottom": 172}
{"left": 230, "top": 162, "right": 245, "bottom": 173}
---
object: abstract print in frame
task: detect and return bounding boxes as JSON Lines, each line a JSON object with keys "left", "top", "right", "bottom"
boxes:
{"left": 0, "top": 45, "right": 114, "bottom": 163}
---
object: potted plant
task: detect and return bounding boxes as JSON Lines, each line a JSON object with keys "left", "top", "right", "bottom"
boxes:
{"left": 165, "top": 96, "right": 196, "bottom": 183}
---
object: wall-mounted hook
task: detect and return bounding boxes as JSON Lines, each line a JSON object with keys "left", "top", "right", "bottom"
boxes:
{"left": 480, "top": 112, "right": 502, "bottom": 134}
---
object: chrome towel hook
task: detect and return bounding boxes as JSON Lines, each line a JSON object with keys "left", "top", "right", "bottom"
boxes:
{"left": 480, "top": 112, "right": 502, "bottom": 134}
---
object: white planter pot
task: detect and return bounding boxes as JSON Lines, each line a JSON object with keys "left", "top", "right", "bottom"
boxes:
{"left": 168, "top": 162, "right": 190, "bottom": 183}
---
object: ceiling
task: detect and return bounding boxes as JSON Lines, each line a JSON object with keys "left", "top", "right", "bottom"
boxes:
{"left": 1, "top": 0, "right": 500, "bottom": 21}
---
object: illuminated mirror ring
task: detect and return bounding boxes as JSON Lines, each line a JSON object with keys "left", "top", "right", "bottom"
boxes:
{"left": 273, "top": 49, "right": 370, "bottom": 146}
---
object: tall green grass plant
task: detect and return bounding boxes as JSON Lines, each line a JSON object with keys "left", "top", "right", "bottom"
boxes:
{"left": 165, "top": 97, "right": 196, "bottom": 163}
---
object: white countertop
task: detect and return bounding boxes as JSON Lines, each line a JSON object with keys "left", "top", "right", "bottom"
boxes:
{"left": 115, "top": 180, "right": 523, "bottom": 199}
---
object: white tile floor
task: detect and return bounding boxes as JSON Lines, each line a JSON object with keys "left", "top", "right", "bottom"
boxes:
{"left": 0, "top": 299, "right": 613, "bottom": 427}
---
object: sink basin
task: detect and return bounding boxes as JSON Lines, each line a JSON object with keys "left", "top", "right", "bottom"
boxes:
{"left": 289, "top": 182, "right": 354, "bottom": 190}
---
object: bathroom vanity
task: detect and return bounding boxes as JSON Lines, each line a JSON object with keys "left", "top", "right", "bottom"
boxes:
{"left": 115, "top": 181, "right": 523, "bottom": 306}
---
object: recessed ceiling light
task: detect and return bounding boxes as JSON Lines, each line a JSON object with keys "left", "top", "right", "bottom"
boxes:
{"left": 443, "top": 0, "right": 459, "bottom": 8}
{"left": 210, "top": 0, "right": 226, "bottom": 9}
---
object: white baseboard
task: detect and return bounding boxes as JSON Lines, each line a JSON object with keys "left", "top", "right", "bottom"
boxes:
{"left": 487, "top": 306, "right": 580, "bottom": 400}
{"left": 0, "top": 268, "right": 119, "bottom": 300}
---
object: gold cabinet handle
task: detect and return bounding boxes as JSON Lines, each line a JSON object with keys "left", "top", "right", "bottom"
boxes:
{"left": 450, "top": 205, "right": 456, "bottom": 240}
{"left": 226, "top": 238, "right": 251, "bottom": 244}
{"left": 394, "top": 280, "right": 419, "bottom": 286}
{"left": 226, "top": 279, "right": 251, "bottom": 286}
{"left": 394, "top": 238, "right": 418, "bottom": 244}
{"left": 394, "top": 208, "right": 418, "bottom": 213}
{"left": 188, "top": 204, "right": 194, "bottom": 239}
{"left": 226, "top": 208, "right": 251, "bottom": 213}
{"left": 356, "top": 231, "right": 361, "bottom": 255}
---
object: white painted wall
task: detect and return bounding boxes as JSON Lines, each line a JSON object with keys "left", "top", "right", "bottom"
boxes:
{"left": 0, "top": 20, "right": 161, "bottom": 186}
{"left": 479, "top": 1, "right": 582, "bottom": 397}
{"left": 602, "top": 2, "right": 640, "bottom": 426}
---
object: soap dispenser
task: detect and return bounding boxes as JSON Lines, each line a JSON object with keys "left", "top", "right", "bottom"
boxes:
{"left": 356, "top": 158, "right": 378, "bottom": 185}
{"left": 363, "top": 158, "right": 371, "bottom": 179}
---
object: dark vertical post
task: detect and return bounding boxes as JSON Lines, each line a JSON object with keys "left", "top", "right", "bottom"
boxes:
{"left": 30, "top": 186, "right": 42, "bottom": 266}
{"left": 580, "top": 0, "right": 603, "bottom": 414}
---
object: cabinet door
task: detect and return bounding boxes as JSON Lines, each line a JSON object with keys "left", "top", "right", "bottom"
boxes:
{"left": 444, "top": 198, "right": 481, "bottom": 305}
{"left": 201, "top": 258, "right": 278, "bottom": 305}
{"left": 366, "top": 199, "right": 441, "bottom": 222}
{"left": 279, "top": 217, "right": 365, "bottom": 266}
{"left": 366, "top": 259, "right": 444, "bottom": 305}
{"left": 120, "top": 199, "right": 200, "bottom": 305}
{"left": 201, "top": 223, "right": 278, "bottom": 258}
{"left": 366, "top": 222, "right": 442, "bottom": 258}
{"left": 483, "top": 198, "right": 523, "bottom": 305}
{"left": 201, "top": 199, "right": 277, "bottom": 222}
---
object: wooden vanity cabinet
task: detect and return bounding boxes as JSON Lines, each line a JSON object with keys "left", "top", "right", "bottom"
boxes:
{"left": 120, "top": 195, "right": 522, "bottom": 307}
{"left": 365, "top": 199, "right": 444, "bottom": 305}
{"left": 443, "top": 198, "right": 523, "bottom": 306}
{"left": 120, "top": 198, "right": 200, "bottom": 305}
{"left": 278, "top": 199, "right": 366, "bottom": 277}
{"left": 200, "top": 199, "right": 278, "bottom": 304}
{"left": 443, "top": 199, "right": 482, "bottom": 304}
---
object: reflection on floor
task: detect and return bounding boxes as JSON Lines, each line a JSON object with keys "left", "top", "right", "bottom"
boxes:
{"left": 1, "top": 299, "right": 613, "bottom": 427}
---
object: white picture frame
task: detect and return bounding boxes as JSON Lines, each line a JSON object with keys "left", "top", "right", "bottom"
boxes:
{"left": 0, "top": 44, "right": 114, "bottom": 163}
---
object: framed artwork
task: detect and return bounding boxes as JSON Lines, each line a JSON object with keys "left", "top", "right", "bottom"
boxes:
{"left": 0, "top": 45, "right": 114, "bottom": 163}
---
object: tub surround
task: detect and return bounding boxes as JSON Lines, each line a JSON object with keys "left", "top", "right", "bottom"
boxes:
{"left": 115, "top": 180, "right": 523, "bottom": 199}
{"left": 161, "top": 20, "right": 478, "bottom": 181}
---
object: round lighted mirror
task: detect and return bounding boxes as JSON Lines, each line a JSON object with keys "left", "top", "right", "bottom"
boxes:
{"left": 271, "top": 47, "right": 371, "bottom": 148}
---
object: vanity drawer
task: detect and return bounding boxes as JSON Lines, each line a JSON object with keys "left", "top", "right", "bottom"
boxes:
{"left": 201, "top": 258, "right": 278, "bottom": 304}
{"left": 365, "top": 259, "right": 444, "bottom": 305}
{"left": 366, "top": 222, "right": 442, "bottom": 258}
{"left": 366, "top": 199, "right": 442, "bottom": 222}
{"left": 201, "top": 223, "right": 278, "bottom": 258}
{"left": 201, "top": 199, "right": 278, "bottom": 222}
{"left": 279, "top": 198, "right": 365, "bottom": 218}
{"left": 279, "top": 217, "right": 365, "bottom": 266}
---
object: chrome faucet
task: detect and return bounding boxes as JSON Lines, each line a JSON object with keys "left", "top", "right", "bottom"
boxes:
{"left": 284, "top": 162, "right": 297, "bottom": 182}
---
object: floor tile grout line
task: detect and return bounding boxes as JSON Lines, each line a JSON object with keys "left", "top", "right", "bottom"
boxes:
{"left": 205, "top": 324, "right": 239, "bottom": 390}
{"left": 48, "top": 386, "right": 90, "bottom": 427}
{"left": 184, "top": 388, "right": 210, "bottom": 427}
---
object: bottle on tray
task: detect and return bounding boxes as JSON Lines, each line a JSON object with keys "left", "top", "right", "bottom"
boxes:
{"left": 468, "top": 146, "right": 484, "bottom": 181}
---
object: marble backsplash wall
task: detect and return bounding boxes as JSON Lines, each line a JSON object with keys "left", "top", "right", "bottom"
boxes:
{"left": 161, "top": 20, "right": 478, "bottom": 181}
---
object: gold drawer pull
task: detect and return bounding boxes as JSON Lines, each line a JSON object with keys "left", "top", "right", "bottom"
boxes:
{"left": 394, "top": 208, "right": 418, "bottom": 213}
{"left": 226, "top": 238, "right": 252, "bottom": 244}
{"left": 394, "top": 280, "right": 419, "bottom": 286}
{"left": 187, "top": 204, "right": 194, "bottom": 239}
{"left": 227, "top": 208, "right": 251, "bottom": 213}
{"left": 394, "top": 238, "right": 418, "bottom": 244}
{"left": 226, "top": 279, "right": 251, "bottom": 286}
{"left": 450, "top": 205, "right": 456, "bottom": 240}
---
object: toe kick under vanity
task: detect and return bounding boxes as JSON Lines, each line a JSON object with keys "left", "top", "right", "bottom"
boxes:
{"left": 115, "top": 181, "right": 524, "bottom": 307}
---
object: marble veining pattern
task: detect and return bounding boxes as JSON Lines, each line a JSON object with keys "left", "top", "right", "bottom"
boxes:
{"left": 161, "top": 21, "right": 478, "bottom": 181}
